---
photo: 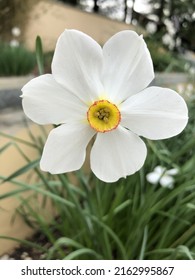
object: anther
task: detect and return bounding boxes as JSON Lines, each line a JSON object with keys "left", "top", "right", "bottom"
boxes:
{"left": 94, "top": 112, "right": 100, "bottom": 117}
{"left": 103, "top": 117, "right": 109, "bottom": 123}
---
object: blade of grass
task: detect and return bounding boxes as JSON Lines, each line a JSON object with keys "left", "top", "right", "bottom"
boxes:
{"left": 64, "top": 248, "right": 102, "bottom": 260}
{"left": 36, "top": 36, "right": 44, "bottom": 75}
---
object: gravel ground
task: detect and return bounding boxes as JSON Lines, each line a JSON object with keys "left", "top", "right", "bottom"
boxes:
{"left": 0, "top": 231, "right": 50, "bottom": 260}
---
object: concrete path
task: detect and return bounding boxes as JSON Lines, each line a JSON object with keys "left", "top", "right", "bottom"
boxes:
{"left": 0, "top": 76, "right": 33, "bottom": 133}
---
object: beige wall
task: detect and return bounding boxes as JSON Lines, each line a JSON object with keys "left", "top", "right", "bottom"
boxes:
{"left": 0, "top": 125, "right": 53, "bottom": 255}
{"left": 24, "top": 0, "right": 144, "bottom": 51}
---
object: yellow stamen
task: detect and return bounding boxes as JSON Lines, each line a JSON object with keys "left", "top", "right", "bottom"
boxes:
{"left": 87, "top": 100, "right": 121, "bottom": 133}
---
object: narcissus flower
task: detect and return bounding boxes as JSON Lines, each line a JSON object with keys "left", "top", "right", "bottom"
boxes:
{"left": 21, "top": 30, "right": 188, "bottom": 183}
{"left": 146, "top": 166, "right": 179, "bottom": 189}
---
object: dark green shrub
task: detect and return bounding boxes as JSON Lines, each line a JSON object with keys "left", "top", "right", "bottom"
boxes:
{"left": 0, "top": 43, "right": 36, "bottom": 76}
{"left": 145, "top": 37, "right": 186, "bottom": 72}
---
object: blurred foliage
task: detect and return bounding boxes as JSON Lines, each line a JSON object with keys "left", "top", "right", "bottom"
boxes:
{"left": 148, "top": 0, "right": 195, "bottom": 51}
{"left": 43, "top": 52, "right": 54, "bottom": 73}
{"left": 58, "top": 0, "right": 195, "bottom": 52}
{"left": 145, "top": 37, "right": 186, "bottom": 72}
{"left": 33, "top": 51, "right": 54, "bottom": 75}
{"left": 0, "top": 43, "right": 36, "bottom": 76}
{"left": 0, "top": 0, "right": 14, "bottom": 40}
{"left": 58, "top": 0, "right": 78, "bottom": 5}
{"left": 0, "top": 0, "right": 39, "bottom": 42}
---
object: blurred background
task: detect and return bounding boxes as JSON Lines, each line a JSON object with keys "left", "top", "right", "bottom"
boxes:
{"left": 0, "top": 0, "right": 195, "bottom": 259}
{"left": 0, "top": 0, "right": 195, "bottom": 132}
{"left": 0, "top": 0, "right": 195, "bottom": 75}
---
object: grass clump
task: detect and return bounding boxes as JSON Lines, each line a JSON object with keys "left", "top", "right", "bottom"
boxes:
{"left": 0, "top": 95, "right": 195, "bottom": 260}
{"left": 0, "top": 43, "right": 36, "bottom": 76}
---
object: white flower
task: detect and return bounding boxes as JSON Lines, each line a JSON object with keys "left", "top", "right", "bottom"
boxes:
{"left": 21, "top": 30, "right": 188, "bottom": 183}
{"left": 146, "top": 22, "right": 157, "bottom": 34}
{"left": 10, "top": 39, "right": 19, "bottom": 47}
{"left": 146, "top": 166, "right": 179, "bottom": 189}
{"left": 162, "top": 33, "right": 175, "bottom": 50}
{"left": 11, "top": 27, "right": 21, "bottom": 37}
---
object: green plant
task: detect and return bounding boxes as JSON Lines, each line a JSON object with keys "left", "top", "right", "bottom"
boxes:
{"left": 0, "top": 43, "right": 36, "bottom": 76}
{"left": 145, "top": 37, "right": 186, "bottom": 72}
{"left": 0, "top": 96, "right": 195, "bottom": 259}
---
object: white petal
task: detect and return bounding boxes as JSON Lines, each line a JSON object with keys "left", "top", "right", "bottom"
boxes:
{"left": 121, "top": 86, "right": 188, "bottom": 140}
{"left": 154, "top": 166, "right": 166, "bottom": 175}
{"left": 166, "top": 168, "right": 179, "bottom": 176}
{"left": 102, "top": 30, "right": 154, "bottom": 103}
{"left": 40, "top": 123, "right": 95, "bottom": 173}
{"left": 90, "top": 126, "right": 147, "bottom": 183}
{"left": 21, "top": 74, "right": 87, "bottom": 125}
{"left": 52, "top": 29, "right": 104, "bottom": 104}
{"left": 160, "top": 175, "right": 174, "bottom": 189}
{"left": 146, "top": 172, "right": 161, "bottom": 184}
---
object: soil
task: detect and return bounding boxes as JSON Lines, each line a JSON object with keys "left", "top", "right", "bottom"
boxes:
{"left": 0, "top": 231, "right": 50, "bottom": 260}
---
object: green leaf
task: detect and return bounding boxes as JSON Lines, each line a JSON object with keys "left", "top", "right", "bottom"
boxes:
{"left": 0, "top": 142, "right": 12, "bottom": 153}
{"left": 0, "top": 235, "right": 47, "bottom": 252}
{"left": 139, "top": 226, "right": 148, "bottom": 260}
{"left": 36, "top": 36, "right": 44, "bottom": 75}
{"left": 0, "top": 188, "right": 28, "bottom": 199}
{"left": 47, "top": 237, "right": 83, "bottom": 259}
{"left": 0, "top": 175, "right": 76, "bottom": 209}
{"left": 1, "top": 159, "right": 40, "bottom": 183}
{"left": 0, "top": 131, "right": 38, "bottom": 148}
{"left": 64, "top": 248, "right": 102, "bottom": 260}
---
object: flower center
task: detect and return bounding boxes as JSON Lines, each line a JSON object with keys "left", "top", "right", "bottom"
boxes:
{"left": 87, "top": 100, "right": 121, "bottom": 133}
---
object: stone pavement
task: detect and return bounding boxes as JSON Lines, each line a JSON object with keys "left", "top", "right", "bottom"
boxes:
{"left": 0, "top": 76, "right": 33, "bottom": 133}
